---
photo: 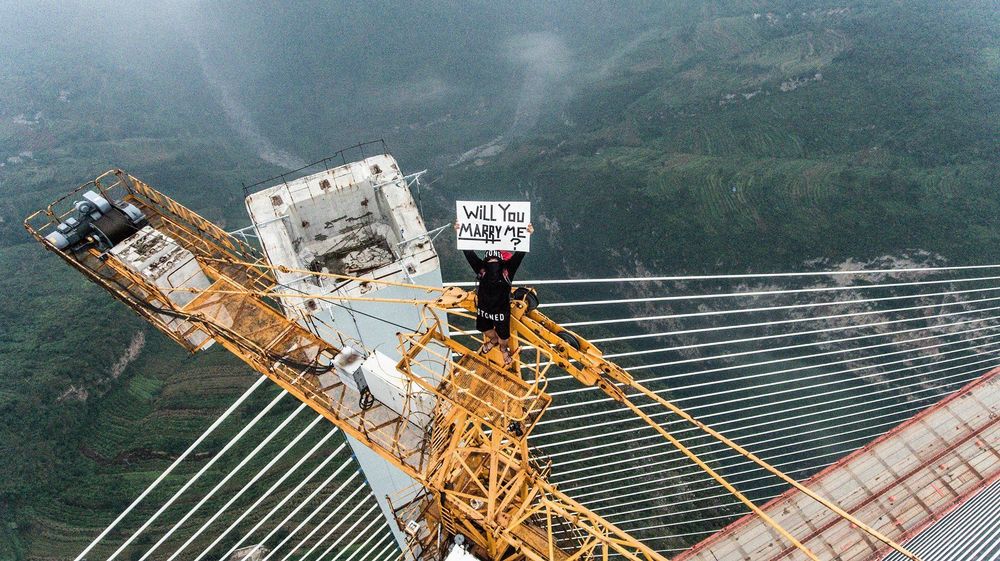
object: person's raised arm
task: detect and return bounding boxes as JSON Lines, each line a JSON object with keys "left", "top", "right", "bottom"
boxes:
{"left": 507, "top": 223, "right": 532, "bottom": 278}
{"left": 463, "top": 249, "right": 483, "bottom": 271}
{"left": 506, "top": 251, "right": 526, "bottom": 278}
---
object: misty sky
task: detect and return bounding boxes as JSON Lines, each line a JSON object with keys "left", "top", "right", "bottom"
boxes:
{"left": 1, "top": 0, "right": 682, "bottom": 169}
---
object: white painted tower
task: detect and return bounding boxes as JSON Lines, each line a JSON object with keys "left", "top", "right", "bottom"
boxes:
{"left": 246, "top": 153, "right": 446, "bottom": 555}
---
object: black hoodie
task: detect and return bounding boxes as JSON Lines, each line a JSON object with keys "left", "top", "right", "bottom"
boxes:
{"left": 463, "top": 250, "right": 526, "bottom": 314}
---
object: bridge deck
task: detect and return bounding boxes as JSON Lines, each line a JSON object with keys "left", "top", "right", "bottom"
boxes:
{"left": 676, "top": 366, "right": 1000, "bottom": 561}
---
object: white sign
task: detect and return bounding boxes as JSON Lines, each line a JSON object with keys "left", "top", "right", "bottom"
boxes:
{"left": 456, "top": 200, "right": 531, "bottom": 252}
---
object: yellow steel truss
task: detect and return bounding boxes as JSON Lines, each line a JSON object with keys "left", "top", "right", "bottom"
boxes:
{"left": 24, "top": 170, "right": 921, "bottom": 561}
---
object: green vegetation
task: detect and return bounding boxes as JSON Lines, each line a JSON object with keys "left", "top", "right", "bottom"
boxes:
{"left": 433, "top": 1, "right": 1000, "bottom": 280}
{"left": 0, "top": 0, "right": 997, "bottom": 558}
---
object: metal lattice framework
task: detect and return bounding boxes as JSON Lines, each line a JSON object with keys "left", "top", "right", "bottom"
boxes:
{"left": 24, "top": 169, "right": 926, "bottom": 561}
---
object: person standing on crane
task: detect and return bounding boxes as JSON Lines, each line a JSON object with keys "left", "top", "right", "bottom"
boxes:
{"left": 456, "top": 223, "right": 533, "bottom": 366}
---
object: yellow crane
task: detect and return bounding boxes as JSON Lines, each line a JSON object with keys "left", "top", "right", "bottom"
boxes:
{"left": 25, "top": 169, "right": 921, "bottom": 561}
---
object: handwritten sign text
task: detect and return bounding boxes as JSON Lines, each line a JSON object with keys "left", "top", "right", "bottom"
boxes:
{"left": 456, "top": 201, "right": 531, "bottom": 252}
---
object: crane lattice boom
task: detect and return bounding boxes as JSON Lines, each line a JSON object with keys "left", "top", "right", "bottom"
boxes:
{"left": 25, "top": 169, "right": 920, "bottom": 561}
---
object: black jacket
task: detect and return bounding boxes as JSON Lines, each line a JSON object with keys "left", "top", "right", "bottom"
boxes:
{"left": 463, "top": 250, "right": 525, "bottom": 314}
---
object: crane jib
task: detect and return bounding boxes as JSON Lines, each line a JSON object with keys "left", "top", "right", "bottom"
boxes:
{"left": 24, "top": 169, "right": 922, "bottom": 561}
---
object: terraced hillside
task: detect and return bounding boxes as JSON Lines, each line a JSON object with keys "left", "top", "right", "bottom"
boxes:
{"left": 431, "top": 2, "right": 999, "bottom": 281}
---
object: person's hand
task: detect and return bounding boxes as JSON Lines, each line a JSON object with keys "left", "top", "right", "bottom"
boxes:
{"left": 527, "top": 223, "right": 534, "bottom": 234}
{"left": 454, "top": 222, "right": 461, "bottom": 232}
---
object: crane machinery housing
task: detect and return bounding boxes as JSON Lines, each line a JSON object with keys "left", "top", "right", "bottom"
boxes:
{"left": 25, "top": 150, "right": 925, "bottom": 561}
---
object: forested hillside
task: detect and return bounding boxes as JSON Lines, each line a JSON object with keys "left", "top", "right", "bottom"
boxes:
{"left": 0, "top": 1, "right": 997, "bottom": 558}
{"left": 431, "top": 2, "right": 1000, "bottom": 277}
